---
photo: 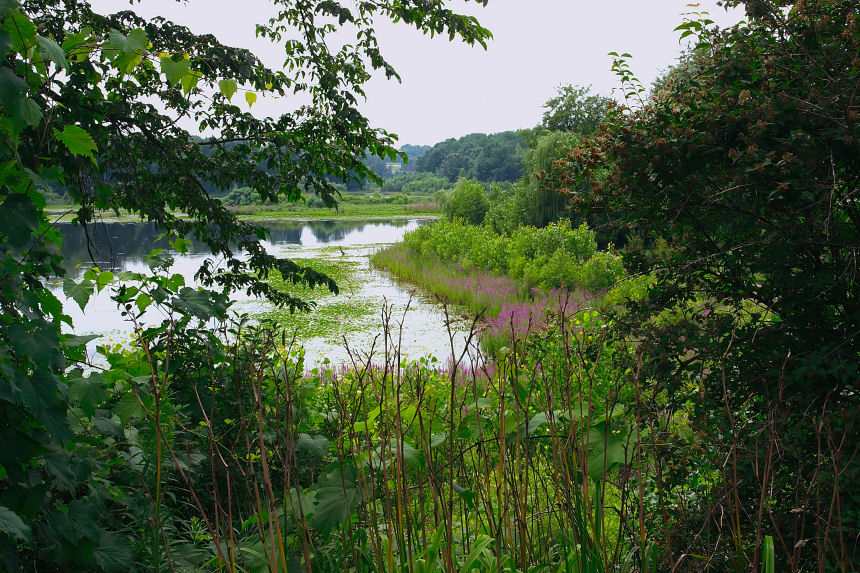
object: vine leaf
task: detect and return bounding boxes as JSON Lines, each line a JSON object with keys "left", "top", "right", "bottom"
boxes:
{"left": 312, "top": 465, "right": 360, "bottom": 534}
{"left": 16, "top": 97, "right": 41, "bottom": 127}
{"left": 0, "top": 193, "right": 38, "bottom": 247}
{"left": 0, "top": 506, "right": 31, "bottom": 542}
{"left": 63, "top": 279, "right": 94, "bottom": 312}
{"left": 0, "top": 0, "right": 21, "bottom": 19}
{"left": 296, "top": 433, "right": 329, "bottom": 460}
{"left": 180, "top": 70, "right": 200, "bottom": 95}
{"left": 36, "top": 34, "right": 66, "bottom": 69}
{"left": 53, "top": 125, "right": 97, "bottom": 164}
{"left": 107, "top": 28, "right": 147, "bottom": 73}
{"left": 68, "top": 371, "right": 108, "bottom": 417}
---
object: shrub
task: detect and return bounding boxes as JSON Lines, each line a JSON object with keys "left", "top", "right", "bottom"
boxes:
{"left": 438, "top": 178, "right": 488, "bottom": 224}
{"left": 574, "top": 250, "right": 626, "bottom": 292}
{"left": 221, "top": 186, "right": 262, "bottom": 206}
{"left": 306, "top": 194, "right": 326, "bottom": 208}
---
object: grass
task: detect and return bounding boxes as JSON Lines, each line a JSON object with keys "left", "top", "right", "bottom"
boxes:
{"left": 46, "top": 198, "right": 441, "bottom": 223}
{"left": 371, "top": 242, "right": 588, "bottom": 356}
{"left": 232, "top": 201, "right": 440, "bottom": 221}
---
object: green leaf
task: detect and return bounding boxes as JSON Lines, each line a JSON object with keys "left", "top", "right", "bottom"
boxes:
{"left": 0, "top": 159, "right": 16, "bottom": 186}
{"left": 762, "top": 535, "right": 775, "bottom": 573}
{"left": 62, "top": 334, "right": 98, "bottom": 362}
{"left": 180, "top": 70, "right": 200, "bottom": 95}
{"left": 36, "top": 34, "right": 66, "bottom": 69}
{"left": 134, "top": 292, "right": 152, "bottom": 314}
{"left": 68, "top": 372, "right": 108, "bottom": 417}
{"left": 92, "top": 413, "right": 123, "bottom": 438}
{"left": 527, "top": 412, "right": 548, "bottom": 434}
{"left": 115, "top": 392, "right": 147, "bottom": 424}
{"left": 64, "top": 334, "right": 99, "bottom": 348}
{"left": 389, "top": 438, "right": 423, "bottom": 469}
{"left": 296, "top": 433, "right": 329, "bottom": 459}
{"left": 37, "top": 289, "right": 64, "bottom": 322}
{"left": 173, "top": 287, "right": 226, "bottom": 320}
{"left": 0, "top": 0, "right": 20, "bottom": 19}
{"left": 218, "top": 78, "right": 237, "bottom": 101}
{"left": 53, "top": 125, "right": 98, "bottom": 163}
{"left": 160, "top": 54, "right": 190, "bottom": 86}
{"left": 0, "top": 192, "right": 38, "bottom": 248}
{"left": 586, "top": 424, "right": 634, "bottom": 481}
{"left": 8, "top": 326, "right": 62, "bottom": 377}
{"left": 169, "top": 236, "right": 188, "bottom": 254}
{"left": 312, "top": 465, "right": 360, "bottom": 534}
{"left": 459, "top": 535, "right": 493, "bottom": 572}
{"left": 95, "top": 270, "right": 113, "bottom": 293}
{"left": 107, "top": 28, "right": 148, "bottom": 57}
{"left": 2, "top": 11, "right": 35, "bottom": 52}
{"left": 61, "top": 28, "right": 90, "bottom": 51}
{"left": 0, "top": 67, "right": 27, "bottom": 108}
{"left": 108, "top": 28, "right": 147, "bottom": 74}
{"left": 116, "top": 271, "right": 142, "bottom": 281}
{"left": 16, "top": 97, "right": 41, "bottom": 127}
{"left": 245, "top": 90, "right": 257, "bottom": 108}
{"left": 92, "top": 532, "right": 133, "bottom": 572}
{"left": 0, "top": 506, "right": 31, "bottom": 542}
{"left": 452, "top": 483, "right": 477, "bottom": 511}
{"left": 63, "top": 278, "right": 94, "bottom": 311}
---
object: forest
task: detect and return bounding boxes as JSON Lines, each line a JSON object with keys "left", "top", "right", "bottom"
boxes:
{"left": 0, "top": 0, "right": 858, "bottom": 572}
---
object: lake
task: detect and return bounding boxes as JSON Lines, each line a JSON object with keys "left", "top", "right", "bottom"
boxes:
{"left": 52, "top": 218, "right": 476, "bottom": 369}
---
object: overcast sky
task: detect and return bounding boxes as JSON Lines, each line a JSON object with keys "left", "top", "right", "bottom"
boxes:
{"left": 91, "top": 1, "right": 743, "bottom": 145}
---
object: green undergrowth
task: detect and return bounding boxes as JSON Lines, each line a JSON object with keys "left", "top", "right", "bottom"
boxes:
{"left": 371, "top": 220, "right": 652, "bottom": 356}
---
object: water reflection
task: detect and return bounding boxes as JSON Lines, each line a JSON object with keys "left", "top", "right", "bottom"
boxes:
{"left": 51, "top": 218, "right": 469, "bottom": 369}
{"left": 57, "top": 218, "right": 419, "bottom": 273}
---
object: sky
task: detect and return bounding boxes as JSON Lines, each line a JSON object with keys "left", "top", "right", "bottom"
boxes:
{"left": 90, "top": 1, "right": 744, "bottom": 145}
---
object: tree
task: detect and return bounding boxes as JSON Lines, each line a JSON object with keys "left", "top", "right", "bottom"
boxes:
{"left": 414, "top": 131, "right": 525, "bottom": 182}
{"left": 438, "top": 177, "right": 489, "bottom": 224}
{"left": 550, "top": 0, "right": 859, "bottom": 568}
{"left": 540, "top": 84, "right": 609, "bottom": 136}
{"left": 0, "top": 1, "right": 490, "bottom": 568}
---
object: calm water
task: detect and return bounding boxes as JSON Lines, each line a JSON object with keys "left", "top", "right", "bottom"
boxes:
{"left": 52, "top": 218, "right": 475, "bottom": 368}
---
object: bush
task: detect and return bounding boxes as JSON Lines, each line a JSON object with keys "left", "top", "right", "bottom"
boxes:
{"left": 381, "top": 171, "right": 449, "bottom": 194}
{"left": 387, "top": 192, "right": 411, "bottom": 205}
{"left": 221, "top": 186, "right": 262, "bottom": 206}
{"left": 402, "top": 218, "right": 621, "bottom": 293}
{"left": 574, "top": 250, "right": 626, "bottom": 292}
{"left": 438, "top": 178, "right": 488, "bottom": 224}
{"left": 305, "top": 194, "right": 326, "bottom": 208}
{"left": 509, "top": 222, "right": 598, "bottom": 288}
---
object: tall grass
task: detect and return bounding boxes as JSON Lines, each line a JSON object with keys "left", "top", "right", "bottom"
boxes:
{"left": 101, "top": 292, "right": 852, "bottom": 571}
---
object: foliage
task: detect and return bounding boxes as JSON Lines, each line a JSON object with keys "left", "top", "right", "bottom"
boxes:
{"left": 541, "top": 84, "right": 610, "bottom": 136}
{"left": 482, "top": 129, "right": 588, "bottom": 232}
{"left": 548, "top": 0, "right": 860, "bottom": 568}
{"left": 400, "top": 218, "right": 625, "bottom": 295}
{"left": 414, "top": 131, "right": 525, "bottom": 182}
{"left": 437, "top": 177, "right": 489, "bottom": 224}
{"left": 220, "top": 186, "right": 263, "bottom": 206}
{"left": 0, "top": 0, "right": 492, "bottom": 569}
{"left": 379, "top": 171, "right": 450, "bottom": 194}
